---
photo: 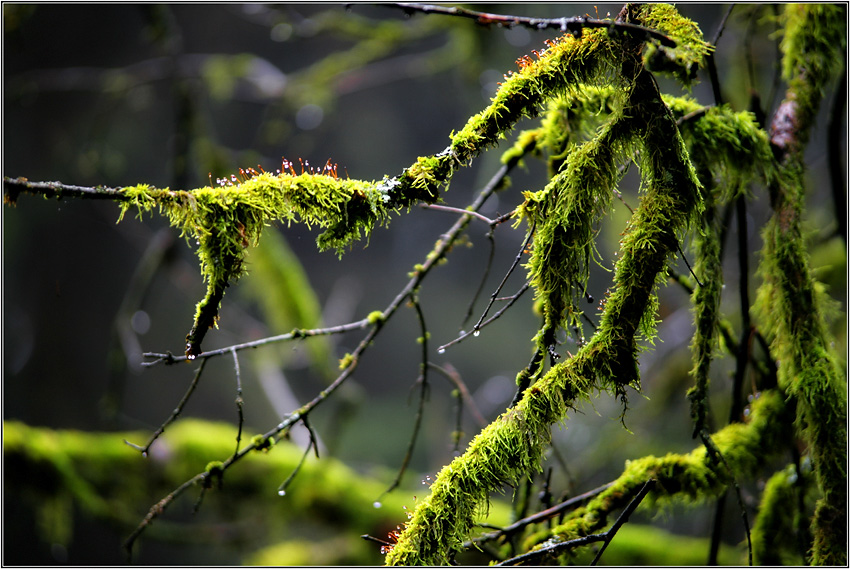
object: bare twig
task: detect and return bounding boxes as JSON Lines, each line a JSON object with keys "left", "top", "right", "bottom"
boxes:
{"left": 385, "top": 3, "right": 677, "bottom": 47}
{"left": 462, "top": 229, "right": 497, "bottom": 329}
{"left": 420, "top": 202, "right": 495, "bottom": 225}
{"left": 701, "top": 430, "right": 754, "bottom": 566}
{"left": 3, "top": 176, "right": 135, "bottom": 205}
{"left": 496, "top": 479, "right": 655, "bottom": 566}
{"left": 278, "top": 417, "right": 320, "bottom": 496}
{"left": 378, "top": 295, "right": 430, "bottom": 500}
{"left": 123, "top": 473, "right": 206, "bottom": 560}
{"left": 231, "top": 348, "right": 244, "bottom": 458}
{"left": 142, "top": 318, "right": 374, "bottom": 366}
{"left": 437, "top": 281, "right": 530, "bottom": 353}
{"left": 123, "top": 358, "right": 208, "bottom": 455}
{"left": 427, "top": 362, "right": 487, "bottom": 429}
{"left": 590, "top": 479, "right": 656, "bottom": 565}
{"left": 705, "top": 4, "right": 734, "bottom": 106}
{"left": 471, "top": 227, "right": 535, "bottom": 336}
{"left": 467, "top": 481, "right": 613, "bottom": 547}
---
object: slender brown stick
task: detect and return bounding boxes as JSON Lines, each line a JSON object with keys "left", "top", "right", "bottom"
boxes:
{"left": 386, "top": 3, "right": 676, "bottom": 47}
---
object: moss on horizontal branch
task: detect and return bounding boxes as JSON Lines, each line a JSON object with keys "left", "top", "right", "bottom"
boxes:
{"left": 523, "top": 390, "right": 792, "bottom": 555}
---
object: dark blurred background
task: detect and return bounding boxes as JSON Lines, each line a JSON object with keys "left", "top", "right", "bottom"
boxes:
{"left": 3, "top": 3, "right": 845, "bottom": 565}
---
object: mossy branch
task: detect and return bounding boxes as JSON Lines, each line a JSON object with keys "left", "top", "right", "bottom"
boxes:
{"left": 389, "top": 3, "right": 677, "bottom": 48}
{"left": 754, "top": 5, "right": 847, "bottom": 564}
{"left": 523, "top": 389, "right": 792, "bottom": 554}
{"left": 751, "top": 464, "right": 812, "bottom": 565}
{"left": 1, "top": 6, "right": 709, "bottom": 363}
{"left": 386, "top": 16, "right": 706, "bottom": 559}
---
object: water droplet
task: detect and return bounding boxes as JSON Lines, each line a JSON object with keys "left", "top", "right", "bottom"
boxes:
{"left": 473, "top": 330, "right": 480, "bottom": 337}
{"left": 278, "top": 490, "right": 286, "bottom": 496}
{"left": 141, "top": 451, "right": 148, "bottom": 458}
{"left": 437, "top": 348, "right": 446, "bottom": 355}
{"left": 373, "top": 501, "right": 382, "bottom": 509}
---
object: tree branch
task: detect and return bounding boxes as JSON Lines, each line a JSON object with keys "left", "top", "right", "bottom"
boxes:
{"left": 386, "top": 3, "right": 676, "bottom": 47}
{"left": 3, "top": 176, "right": 135, "bottom": 205}
{"left": 124, "top": 143, "right": 528, "bottom": 556}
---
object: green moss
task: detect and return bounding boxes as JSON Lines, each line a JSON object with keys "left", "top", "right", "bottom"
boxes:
{"left": 450, "top": 28, "right": 626, "bottom": 170}
{"left": 752, "top": 6, "right": 847, "bottom": 563}
{"left": 666, "top": 97, "right": 777, "bottom": 199}
{"left": 526, "top": 390, "right": 790, "bottom": 551}
{"left": 685, "top": 190, "right": 722, "bottom": 435}
{"left": 367, "top": 310, "right": 385, "bottom": 325}
{"left": 520, "top": 109, "right": 634, "bottom": 353}
{"left": 338, "top": 352, "right": 355, "bottom": 371}
{"left": 751, "top": 465, "right": 808, "bottom": 565}
{"left": 388, "top": 9, "right": 711, "bottom": 562}
{"left": 780, "top": 5, "right": 846, "bottom": 92}
{"left": 250, "top": 434, "right": 275, "bottom": 452}
{"left": 4, "top": 419, "right": 448, "bottom": 564}
{"left": 117, "top": 171, "right": 395, "bottom": 356}
{"left": 573, "top": 523, "right": 744, "bottom": 565}
{"left": 634, "top": 3, "right": 712, "bottom": 86}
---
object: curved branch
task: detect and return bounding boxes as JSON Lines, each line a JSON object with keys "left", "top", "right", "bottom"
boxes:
{"left": 387, "top": 3, "right": 677, "bottom": 47}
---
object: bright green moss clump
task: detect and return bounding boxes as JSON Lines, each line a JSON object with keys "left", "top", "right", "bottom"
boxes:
{"left": 635, "top": 3, "right": 712, "bottom": 86}
{"left": 118, "top": 172, "right": 391, "bottom": 357}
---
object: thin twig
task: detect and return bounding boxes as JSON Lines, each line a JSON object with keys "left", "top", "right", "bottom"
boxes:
{"left": 701, "top": 430, "right": 754, "bottom": 566}
{"left": 231, "top": 348, "right": 244, "bottom": 458}
{"left": 705, "top": 4, "right": 734, "bottom": 106}
{"left": 142, "top": 318, "right": 373, "bottom": 366}
{"left": 123, "top": 358, "right": 208, "bottom": 455}
{"left": 420, "top": 202, "right": 494, "bottom": 225}
{"left": 3, "top": 176, "right": 136, "bottom": 204}
{"left": 437, "top": 281, "right": 530, "bottom": 353}
{"left": 123, "top": 474, "right": 205, "bottom": 559}
{"left": 278, "top": 417, "right": 320, "bottom": 496}
{"left": 467, "top": 482, "right": 613, "bottom": 547}
{"left": 378, "top": 295, "right": 430, "bottom": 499}
{"left": 496, "top": 479, "right": 655, "bottom": 566}
{"left": 462, "top": 229, "right": 496, "bottom": 328}
{"left": 386, "top": 3, "right": 677, "bottom": 47}
{"left": 590, "top": 478, "right": 656, "bottom": 565}
{"left": 427, "top": 362, "right": 487, "bottom": 429}
{"left": 471, "top": 228, "right": 535, "bottom": 335}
